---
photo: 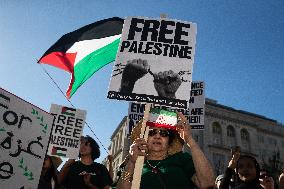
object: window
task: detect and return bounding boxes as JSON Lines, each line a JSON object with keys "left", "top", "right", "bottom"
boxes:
{"left": 258, "top": 135, "right": 264, "bottom": 143}
{"left": 227, "top": 125, "right": 236, "bottom": 147}
{"left": 212, "top": 122, "right": 222, "bottom": 145}
{"left": 227, "top": 125, "right": 235, "bottom": 137}
{"left": 241, "top": 129, "right": 250, "bottom": 150}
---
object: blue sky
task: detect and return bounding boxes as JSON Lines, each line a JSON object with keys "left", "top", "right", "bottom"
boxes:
{"left": 1, "top": 0, "right": 283, "bottom": 162}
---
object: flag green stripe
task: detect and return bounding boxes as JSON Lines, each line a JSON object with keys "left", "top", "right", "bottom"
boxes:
{"left": 56, "top": 153, "right": 66, "bottom": 157}
{"left": 150, "top": 108, "right": 177, "bottom": 117}
{"left": 70, "top": 38, "right": 120, "bottom": 97}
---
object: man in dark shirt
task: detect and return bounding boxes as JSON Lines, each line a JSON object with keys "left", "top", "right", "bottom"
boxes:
{"left": 59, "top": 136, "right": 112, "bottom": 189}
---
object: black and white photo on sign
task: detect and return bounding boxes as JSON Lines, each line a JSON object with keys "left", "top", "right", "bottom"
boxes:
{"left": 47, "top": 104, "right": 86, "bottom": 159}
{"left": 0, "top": 88, "right": 53, "bottom": 189}
{"left": 108, "top": 17, "right": 197, "bottom": 109}
{"left": 126, "top": 81, "right": 205, "bottom": 134}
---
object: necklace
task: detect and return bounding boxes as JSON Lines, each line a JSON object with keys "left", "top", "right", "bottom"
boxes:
{"left": 146, "top": 160, "right": 161, "bottom": 174}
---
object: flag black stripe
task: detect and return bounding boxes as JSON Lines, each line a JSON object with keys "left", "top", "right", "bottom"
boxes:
{"left": 39, "top": 17, "right": 124, "bottom": 60}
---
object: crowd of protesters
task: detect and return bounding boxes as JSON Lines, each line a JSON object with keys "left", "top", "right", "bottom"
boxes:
{"left": 214, "top": 146, "right": 284, "bottom": 189}
{"left": 36, "top": 119, "right": 284, "bottom": 189}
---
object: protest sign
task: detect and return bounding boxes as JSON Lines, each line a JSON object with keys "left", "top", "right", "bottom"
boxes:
{"left": 0, "top": 88, "right": 53, "bottom": 189}
{"left": 47, "top": 104, "right": 86, "bottom": 159}
{"left": 108, "top": 17, "right": 197, "bottom": 109}
{"left": 126, "top": 81, "right": 205, "bottom": 133}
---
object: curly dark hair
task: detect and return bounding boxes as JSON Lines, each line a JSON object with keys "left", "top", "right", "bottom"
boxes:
{"left": 79, "top": 135, "right": 100, "bottom": 160}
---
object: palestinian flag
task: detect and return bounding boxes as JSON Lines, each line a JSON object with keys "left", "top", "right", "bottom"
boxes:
{"left": 51, "top": 146, "right": 67, "bottom": 157}
{"left": 38, "top": 17, "right": 124, "bottom": 98}
{"left": 146, "top": 108, "right": 178, "bottom": 130}
{"left": 61, "top": 106, "right": 76, "bottom": 116}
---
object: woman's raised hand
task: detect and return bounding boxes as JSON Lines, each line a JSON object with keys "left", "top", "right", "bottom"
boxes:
{"left": 129, "top": 138, "right": 148, "bottom": 164}
{"left": 176, "top": 112, "right": 192, "bottom": 142}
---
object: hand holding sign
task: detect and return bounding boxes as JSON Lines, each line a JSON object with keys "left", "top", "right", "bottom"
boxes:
{"left": 120, "top": 59, "right": 149, "bottom": 93}
{"left": 153, "top": 70, "right": 182, "bottom": 99}
{"left": 176, "top": 112, "right": 192, "bottom": 143}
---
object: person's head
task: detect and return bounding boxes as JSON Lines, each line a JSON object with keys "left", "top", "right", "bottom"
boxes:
{"left": 147, "top": 127, "right": 175, "bottom": 153}
{"left": 215, "top": 174, "right": 224, "bottom": 189}
{"left": 236, "top": 155, "right": 260, "bottom": 182}
{"left": 79, "top": 135, "right": 100, "bottom": 160}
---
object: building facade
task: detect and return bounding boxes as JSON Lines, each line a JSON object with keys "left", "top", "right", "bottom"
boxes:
{"left": 105, "top": 98, "right": 284, "bottom": 178}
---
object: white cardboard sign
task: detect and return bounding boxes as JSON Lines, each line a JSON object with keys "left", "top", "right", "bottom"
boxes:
{"left": 47, "top": 104, "right": 86, "bottom": 159}
{"left": 0, "top": 88, "right": 53, "bottom": 189}
{"left": 126, "top": 81, "right": 205, "bottom": 134}
{"left": 108, "top": 17, "right": 197, "bottom": 109}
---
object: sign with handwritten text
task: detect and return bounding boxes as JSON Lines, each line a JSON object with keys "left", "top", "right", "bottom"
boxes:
{"left": 126, "top": 81, "right": 205, "bottom": 134}
{"left": 0, "top": 88, "right": 53, "bottom": 189}
{"left": 47, "top": 104, "right": 86, "bottom": 159}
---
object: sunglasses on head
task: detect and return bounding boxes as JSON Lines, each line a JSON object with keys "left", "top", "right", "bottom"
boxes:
{"left": 148, "top": 129, "right": 170, "bottom": 137}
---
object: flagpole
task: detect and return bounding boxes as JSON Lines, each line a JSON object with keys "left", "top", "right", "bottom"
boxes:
{"left": 38, "top": 63, "right": 109, "bottom": 153}
{"left": 131, "top": 103, "right": 151, "bottom": 189}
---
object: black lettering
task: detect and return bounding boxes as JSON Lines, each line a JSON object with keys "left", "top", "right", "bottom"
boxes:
{"left": 65, "top": 138, "right": 72, "bottom": 147}
{"left": 183, "top": 46, "right": 192, "bottom": 59}
{"left": 141, "top": 19, "right": 160, "bottom": 42}
{"left": 0, "top": 162, "right": 13, "bottom": 179}
{"left": 64, "top": 126, "right": 72, "bottom": 136}
{"left": 153, "top": 43, "right": 162, "bottom": 55}
{"left": 73, "top": 139, "right": 79, "bottom": 148}
{"left": 189, "top": 96, "right": 194, "bottom": 103}
{"left": 158, "top": 20, "right": 175, "bottom": 44}
{"left": 120, "top": 41, "right": 131, "bottom": 52}
{"left": 162, "top": 43, "right": 171, "bottom": 56}
{"left": 137, "top": 41, "right": 145, "bottom": 54}
{"left": 129, "top": 41, "right": 138, "bottom": 53}
{"left": 191, "top": 82, "right": 203, "bottom": 89}
{"left": 174, "top": 22, "right": 190, "bottom": 45}
{"left": 128, "top": 18, "right": 144, "bottom": 40}
{"left": 190, "top": 89, "right": 203, "bottom": 96}
{"left": 131, "top": 103, "right": 145, "bottom": 113}
{"left": 59, "top": 136, "right": 65, "bottom": 146}
{"left": 190, "top": 108, "right": 203, "bottom": 115}
{"left": 0, "top": 93, "right": 10, "bottom": 109}
{"left": 169, "top": 44, "right": 181, "bottom": 58}
{"left": 73, "top": 129, "right": 81, "bottom": 138}
{"left": 3, "top": 111, "right": 18, "bottom": 125}
{"left": 144, "top": 42, "right": 154, "bottom": 54}
{"left": 75, "top": 119, "right": 83, "bottom": 128}
{"left": 57, "top": 115, "right": 66, "bottom": 125}
{"left": 188, "top": 116, "right": 200, "bottom": 123}
{"left": 54, "top": 124, "right": 64, "bottom": 135}
{"left": 18, "top": 115, "right": 32, "bottom": 128}
{"left": 67, "top": 116, "right": 75, "bottom": 126}
{"left": 50, "top": 135, "right": 57, "bottom": 144}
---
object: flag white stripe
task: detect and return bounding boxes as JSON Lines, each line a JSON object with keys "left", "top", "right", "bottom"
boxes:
{"left": 66, "top": 34, "right": 121, "bottom": 65}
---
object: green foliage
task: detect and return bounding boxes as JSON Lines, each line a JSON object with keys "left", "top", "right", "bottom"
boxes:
{"left": 31, "top": 108, "right": 49, "bottom": 134}
{"left": 18, "top": 157, "right": 34, "bottom": 181}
